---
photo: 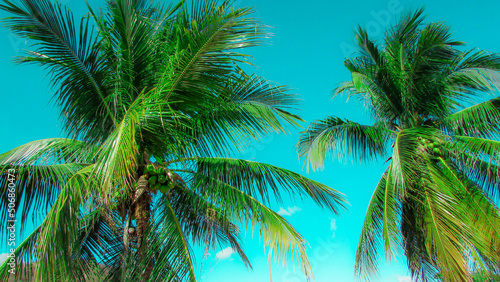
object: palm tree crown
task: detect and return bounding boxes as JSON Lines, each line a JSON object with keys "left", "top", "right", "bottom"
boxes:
{"left": 298, "top": 8, "right": 500, "bottom": 282}
{"left": 0, "top": 0, "right": 346, "bottom": 281}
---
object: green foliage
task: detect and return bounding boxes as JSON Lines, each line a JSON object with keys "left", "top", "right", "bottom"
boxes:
{"left": 148, "top": 176, "right": 158, "bottom": 186}
{"left": 298, "top": 7, "right": 500, "bottom": 282}
{"left": 158, "top": 175, "right": 167, "bottom": 184}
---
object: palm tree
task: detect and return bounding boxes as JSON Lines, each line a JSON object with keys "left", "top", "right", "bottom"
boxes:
{"left": 298, "top": 8, "right": 500, "bottom": 282}
{"left": 0, "top": 0, "right": 346, "bottom": 281}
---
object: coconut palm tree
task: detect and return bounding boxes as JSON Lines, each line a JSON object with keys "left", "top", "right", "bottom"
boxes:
{"left": 298, "top": 8, "right": 500, "bottom": 282}
{"left": 0, "top": 0, "right": 346, "bottom": 281}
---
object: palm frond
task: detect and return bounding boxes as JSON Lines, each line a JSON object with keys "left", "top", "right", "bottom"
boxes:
{"left": 0, "top": 138, "right": 96, "bottom": 165}
{"left": 437, "top": 158, "right": 500, "bottom": 271}
{"left": 415, "top": 159, "right": 477, "bottom": 281}
{"left": 444, "top": 50, "right": 500, "bottom": 106}
{"left": 355, "top": 26, "right": 382, "bottom": 67}
{"left": 354, "top": 164, "right": 400, "bottom": 281}
{"left": 184, "top": 157, "right": 346, "bottom": 212}
{"left": 0, "top": 138, "right": 95, "bottom": 237}
{"left": 0, "top": 0, "right": 115, "bottom": 142}
{"left": 168, "top": 184, "right": 251, "bottom": 268}
{"left": 185, "top": 73, "right": 302, "bottom": 157}
{"left": 0, "top": 164, "right": 99, "bottom": 281}
{"left": 162, "top": 0, "right": 264, "bottom": 101}
{"left": 0, "top": 225, "right": 40, "bottom": 281}
{"left": 0, "top": 163, "right": 87, "bottom": 236}
{"left": 439, "top": 97, "right": 500, "bottom": 138}
{"left": 148, "top": 196, "right": 198, "bottom": 282}
{"left": 186, "top": 172, "right": 314, "bottom": 280}
{"left": 92, "top": 115, "right": 139, "bottom": 199}
{"left": 455, "top": 154, "right": 500, "bottom": 201}
{"left": 298, "top": 117, "right": 391, "bottom": 169}
{"left": 31, "top": 166, "right": 97, "bottom": 281}
{"left": 452, "top": 135, "right": 500, "bottom": 199}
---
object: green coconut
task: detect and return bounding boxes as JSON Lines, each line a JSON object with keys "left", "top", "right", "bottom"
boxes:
{"left": 148, "top": 175, "right": 158, "bottom": 186}
{"left": 158, "top": 175, "right": 167, "bottom": 184}
{"left": 149, "top": 167, "right": 158, "bottom": 175}
{"left": 154, "top": 183, "right": 161, "bottom": 190}
{"left": 160, "top": 185, "right": 169, "bottom": 193}
{"left": 146, "top": 164, "right": 155, "bottom": 174}
{"left": 433, "top": 147, "right": 442, "bottom": 155}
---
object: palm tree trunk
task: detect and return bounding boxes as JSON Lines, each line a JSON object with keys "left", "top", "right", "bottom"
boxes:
{"left": 128, "top": 152, "right": 154, "bottom": 281}
{"left": 121, "top": 212, "right": 132, "bottom": 282}
{"left": 135, "top": 189, "right": 153, "bottom": 281}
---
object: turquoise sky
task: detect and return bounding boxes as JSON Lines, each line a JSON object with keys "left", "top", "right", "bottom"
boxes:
{"left": 1, "top": 0, "right": 500, "bottom": 281}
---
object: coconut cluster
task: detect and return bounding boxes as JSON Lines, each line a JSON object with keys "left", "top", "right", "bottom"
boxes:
{"left": 417, "top": 137, "right": 442, "bottom": 156}
{"left": 144, "top": 164, "right": 175, "bottom": 193}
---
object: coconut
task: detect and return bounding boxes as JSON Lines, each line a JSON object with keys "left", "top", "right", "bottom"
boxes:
{"left": 160, "top": 185, "right": 169, "bottom": 193}
{"left": 154, "top": 183, "right": 161, "bottom": 190}
{"left": 149, "top": 167, "right": 158, "bottom": 175}
{"left": 128, "top": 227, "right": 135, "bottom": 235}
{"left": 158, "top": 175, "right": 167, "bottom": 184}
{"left": 148, "top": 176, "right": 158, "bottom": 186}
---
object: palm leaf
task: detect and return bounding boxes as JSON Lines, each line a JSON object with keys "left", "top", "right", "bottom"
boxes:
{"left": 168, "top": 184, "right": 251, "bottom": 268}
{"left": 0, "top": 138, "right": 96, "bottom": 165}
{"left": 186, "top": 172, "right": 314, "bottom": 280}
{"left": 0, "top": 0, "right": 116, "bottom": 142}
{"left": 452, "top": 135, "right": 500, "bottom": 199}
{"left": 440, "top": 97, "right": 500, "bottom": 138}
{"left": 0, "top": 163, "right": 86, "bottom": 236}
{"left": 354, "top": 164, "right": 400, "bottom": 281}
{"left": 182, "top": 157, "right": 346, "bottom": 211}
{"left": 149, "top": 196, "right": 198, "bottom": 282}
{"left": 298, "top": 117, "right": 391, "bottom": 169}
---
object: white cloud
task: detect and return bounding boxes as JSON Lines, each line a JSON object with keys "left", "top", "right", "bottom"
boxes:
{"left": 396, "top": 275, "right": 412, "bottom": 282}
{"left": 277, "top": 207, "right": 290, "bottom": 216}
{"left": 277, "top": 206, "right": 302, "bottom": 216}
{"left": 330, "top": 218, "right": 337, "bottom": 231}
{"left": 215, "top": 247, "right": 234, "bottom": 260}
{"left": 330, "top": 218, "right": 337, "bottom": 238}
{"left": 0, "top": 253, "right": 9, "bottom": 264}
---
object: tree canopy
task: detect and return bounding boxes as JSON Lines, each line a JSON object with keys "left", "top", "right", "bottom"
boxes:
{"left": 0, "top": 0, "right": 346, "bottom": 281}
{"left": 298, "top": 8, "right": 500, "bottom": 282}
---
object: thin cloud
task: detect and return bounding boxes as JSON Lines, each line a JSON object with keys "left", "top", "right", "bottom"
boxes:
{"left": 330, "top": 218, "right": 337, "bottom": 238}
{"left": 215, "top": 247, "right": 234, "bottom": 260}
{"left": 396, "top": 275, "right": 412, "bottom": 282}
{"left": 277, "top": 206, "right": 302, "bottom": 216}
{"left": 0, "top": 253, "right": 9, "bottom": 264}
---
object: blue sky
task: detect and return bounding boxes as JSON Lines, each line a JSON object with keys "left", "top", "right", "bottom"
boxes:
{"left": 1, "top": 0, "right": 500, "bottom": 281}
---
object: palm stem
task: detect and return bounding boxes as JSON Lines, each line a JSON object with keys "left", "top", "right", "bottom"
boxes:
{"left": 121, "top": 211, "right": 131, "bottom": 282}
